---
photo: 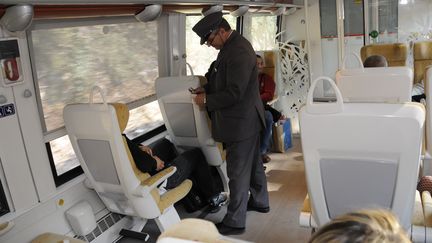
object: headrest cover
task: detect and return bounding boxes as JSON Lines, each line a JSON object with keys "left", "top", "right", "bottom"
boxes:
{"left": 264, "top": 51, "right": 275, "bottom": 67}
{"left": 111, "top": 103, "right": 129, "bottom": 132}
{"left": 414, "top": 41, "right": 432, "bottom": 60}
{"left": 361, "top": 43, "right": 407, "bottom": 63}
{"left": 192, "top": 12, "right": 223, "bottom": 45}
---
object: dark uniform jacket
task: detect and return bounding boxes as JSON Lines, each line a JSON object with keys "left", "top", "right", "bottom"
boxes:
{"left": 204, "top": 30, "right": 265, "bottom": 143}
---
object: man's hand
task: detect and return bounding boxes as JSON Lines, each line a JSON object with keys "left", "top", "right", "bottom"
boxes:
{"left": 193, "top": 93, "right": 206, "bottom": 110}
{"left": 139, "top": 145, "right": 153, "bottom": 156}
{"left": 153, "top": 156, "right": 165, "bottom": 171}
{"left": 189, "top": 87, "right": 205, "bottom": 94}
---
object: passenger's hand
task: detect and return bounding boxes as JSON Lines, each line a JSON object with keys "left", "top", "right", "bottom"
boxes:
{"left": 193, "top": 93, "right": 206, "bottom": 110}
{"left": 139, "top": 145, "right": 153, "bottom": 156}
{"left": 189, "top": 87, "right": 205, "bottom": 94}
{"left": 154, "top": 156, "right": 165, "bottom": 171}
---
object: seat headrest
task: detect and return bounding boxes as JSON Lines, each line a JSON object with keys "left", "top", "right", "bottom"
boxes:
{"left": 414, "top": 41, "right": 432, "bottom": 60}
{"left": 111, "top": 103, "right": 129, "bottom": 132}
{"left": 263, "top": 51, "right": 275, "bottom": 68}
{"left": 360, "top": 43, "right": 408, "bottom": 66}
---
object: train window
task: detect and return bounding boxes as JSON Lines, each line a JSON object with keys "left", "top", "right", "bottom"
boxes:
{"left": 49, "top": 135, "right": 80, "bottom": 176}
{"left": 243, "top": 14, "right": 278, "bottom": 51}
{"left": 31, "top": 21, "right": 158, "bottom": 132}
{"left": 185, "top": 14, "right": 238, "bottom": 76}
{"left": 124, "top": 100, "right": 163, "bottom": 139}
{"left": 28, "top": 18, "right": 159, "bottom": 185}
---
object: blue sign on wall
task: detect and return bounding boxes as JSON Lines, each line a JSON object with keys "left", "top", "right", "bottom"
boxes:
{"left": 0, "top": 103, "right": 15, "bottom": 118}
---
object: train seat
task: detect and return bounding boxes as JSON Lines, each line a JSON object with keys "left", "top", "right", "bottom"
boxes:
{"left": 155, "top": 75, "right": 228, "bottom": 191}
{"left": 63, "top": 87, "right": 192, "bottom": 235}
{"left": 360, "top": 43, "right": 408, "bottom": 67}
{"left": 335, "top": 65, "right": 413, "bottom": 103}
{"left": 414, "top": 41, "right": 432, "bottom": 84}
{"left": 422, "top": 67, "right": 432, "bottom": 176}
{"left": 298, "top": 77, "right": 426, "bottom": 239}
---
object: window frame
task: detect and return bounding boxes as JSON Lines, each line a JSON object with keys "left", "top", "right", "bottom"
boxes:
{"left": 27, "top": 16, "right": 164, "bottom": 186}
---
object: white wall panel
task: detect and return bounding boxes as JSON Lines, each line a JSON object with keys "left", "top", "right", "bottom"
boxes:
{"left": 13, "top": 34, "right": 56, "bottom": 202}
{"left": 0, "top": 85, "right": 38, "bottom": 212}
{"left": 0, "top": 179, "right": 105, "bottom": 243}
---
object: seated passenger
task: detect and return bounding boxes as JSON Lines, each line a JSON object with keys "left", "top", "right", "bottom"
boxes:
{"left": 123, "top": 134, "right": 227, "bottom": 213}
{"left": 363, "top": 55, "right": 388, "bottom": 68}
{"left": 256, "top": 54, "right": 283, "bottom": 163}
{"left": 308, "top": 209, "right": 411, "bottom": 243}
{"left": 412, "top": 80, "right": 426, "bottom": 103}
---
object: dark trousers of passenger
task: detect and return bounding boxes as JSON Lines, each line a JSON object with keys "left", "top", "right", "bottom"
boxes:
{"left": 165, "top": 148, "right": 218, "bottom": 200}
{"left": 223, "top": 133, "right": 269, "bottom": 228}
{"left": 412, "top": 94, "right": 426, "bottom": 103}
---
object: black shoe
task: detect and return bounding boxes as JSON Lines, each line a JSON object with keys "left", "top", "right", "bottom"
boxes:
{"left": 216, "top": 223, "right": 245, "bottom": 235}
{"left": 209, "top": 193, "right": 228, "bottom": 207}
{"left": 247, "top": 204, "right": 270, "bottom": 213}
{"left": 262, "top": 154, "right": 271, "bottom": 164}
{"left": 207, "top": 204, "right": 222, "bottom": 213}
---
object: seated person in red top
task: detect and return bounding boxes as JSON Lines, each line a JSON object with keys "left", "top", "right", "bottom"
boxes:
{"left": 123, "top": 135, "right": 227, "bottom": 213}
{"left": 257, "top": 55, "right": 276, "bottom": 104}
{"left": 257, "top": 54, "right": 282, "bottom": 163}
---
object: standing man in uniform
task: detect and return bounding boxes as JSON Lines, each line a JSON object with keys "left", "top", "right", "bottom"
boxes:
{"left": 191, "top": 12, "right": 270, "bottom": 235}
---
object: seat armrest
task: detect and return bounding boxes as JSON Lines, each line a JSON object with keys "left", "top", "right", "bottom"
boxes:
{"left": 422, "top": 191, "right": 432, "bottom": 227}
{"left": 267, "top": 97, "right": 279, "bottom": 106}
{"left": 133, "top": 166, "right": 177, "bottom": 196}
{"left": 412, "top": 190, "right": 424, "bottom": 226}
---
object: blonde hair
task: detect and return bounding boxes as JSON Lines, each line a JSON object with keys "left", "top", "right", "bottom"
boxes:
{"left": 308, "top": 209, "right": 411, "bottom": 243}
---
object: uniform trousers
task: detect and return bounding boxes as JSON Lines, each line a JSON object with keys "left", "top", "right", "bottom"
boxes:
{"left": 223, "top": 133, "right": 269, "bottom": 228}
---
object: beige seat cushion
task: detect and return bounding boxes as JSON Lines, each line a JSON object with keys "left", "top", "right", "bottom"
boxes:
{"left": 32, "top": 233, "right": 86, "bottom": 243}
{"left": 158, "top": 218, "right": 229, "bottom": 243}
{"left": 158, "top": 179, "right": 192, "bottom": 212}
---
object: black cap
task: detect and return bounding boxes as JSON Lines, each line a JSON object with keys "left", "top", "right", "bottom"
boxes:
{"left": 192, "top": 12, "right": 223, "bottom": 45}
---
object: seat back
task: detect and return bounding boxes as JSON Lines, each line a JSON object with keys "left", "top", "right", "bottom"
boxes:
{"left": 335, "top": 66, "right": 413, "bottom": 102}
{"left": 360, "top": 43, "right": 408, "bottom": 67}
{"left": 414, "top": 41, "right": 432, "bottom": 84}
{"left": 155, "top": 76, "right": 223, "bottom": 167}
{"left": 63, "top": 88, "right": 162, "bottom": 219}
{"left": 261, "top": 51, "right": 276, "bottom": 81}
{"left": 423, "top": 66, "right": 432, "bottom": 171}
{"left": 300, "top": 77, "right": 425, "bottom": 229}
